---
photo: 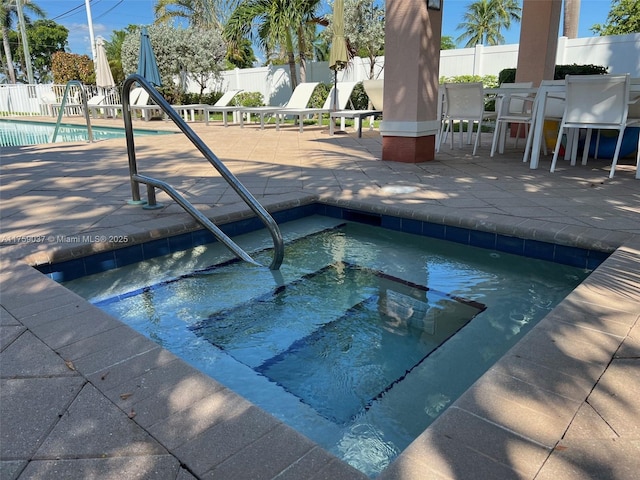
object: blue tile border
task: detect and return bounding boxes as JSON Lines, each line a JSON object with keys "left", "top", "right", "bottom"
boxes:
{"left": 37, "top": 203, "right": 609, "bottom": 282}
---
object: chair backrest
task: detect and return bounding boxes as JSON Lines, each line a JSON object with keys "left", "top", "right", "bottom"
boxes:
{"left": 128, "top": 87, "right": 144, "bottom": 105}
{"left": 284, "top": 82, "right": 320, "bottom": 108}
{"left": 363, "top": 79, "right": 384, "bottom": 110}
{"left": 214, "top": 89, "right": 242, "bottom": 107}
{"left": 87, "top": 95, "right": 105, "bottom": 106}
{"left": 443, "top": 82, "right": 484, "bottom": 118}
{"left": 41, "top": 92, "right": 57, "bottom": 104}
{"left": 134, "top": 89, "right": 150, "bottom": 106}
{"left": 539, "top": 79, "right": 566, "bottom": 118}
{"left": 497, "top": 82, "right": 533, "bottom": 115}
{"left": 628, "top": 77, "right": 640, "bottom": 119}
{"left": 563, "top": 74, "right": 630, "bottom": 126}
{"left": 322, "top": 82, "right": 359, "bottom": 109}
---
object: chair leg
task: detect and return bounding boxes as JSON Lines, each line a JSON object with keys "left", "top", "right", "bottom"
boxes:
{"left": 608, "top": 130, "right": 625, "bottom": 179}
{"left": 550, "top": 126, "right": 565, "bottom": 172}
{"left": 523, "top": 122, "right": 534, "bottom": 163}
{"left": 514, "top": 123, "right": 524, "bottom": 149}
{"left": 453, "top": 121, "right": 458, "bottom": 150}
{"left": 569, "top": 129, "right": 579, "bottom": 165}
{"left": 490, "top": 121, "right": 501, "bottom": 157}
{"left": 472, "top": 121, "right": 482, "bottom": 156}
{"left": 582, "top": 129, "right": 592, "bottom": 166}
{"left": 437, "top": 120, "right": 447, "bottom": 152}
{"left": 594, "top": 130, "right": 601, "bottom": 160}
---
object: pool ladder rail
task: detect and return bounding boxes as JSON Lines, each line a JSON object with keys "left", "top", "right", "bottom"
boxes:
{"left": 121, "top": 74, "right": 284, "bottom": 270}
{"left": 51, "top": 80, "right": 94, "bottom": 144}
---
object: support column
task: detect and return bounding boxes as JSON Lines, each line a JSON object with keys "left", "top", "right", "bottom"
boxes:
{"left": 516, "top": 0, "right": 562, "bottom": 85}
{"left": 381, "top": 0, "right": 442, "bottom": 163}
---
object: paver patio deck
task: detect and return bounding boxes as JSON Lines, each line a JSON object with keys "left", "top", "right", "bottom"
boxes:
{"left": 1, "top": 116, "right": 639, "bottom": 479}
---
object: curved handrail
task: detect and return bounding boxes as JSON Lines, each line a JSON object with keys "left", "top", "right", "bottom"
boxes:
{"left": 51, "top": 80, "right": 93, "bottom": 143}
{"left": 122, "top": 74, "right": 284, "bottom": 270}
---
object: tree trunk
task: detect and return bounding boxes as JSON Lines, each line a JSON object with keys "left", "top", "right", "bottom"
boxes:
{"left": 563, "top": 0, "right": 580, "bottom": 38}
{"left": 2, "top": 27, "right": 16, "bottom": 84}
{"left": 369, "top": 54, "right": 376, "bottom": 80}
{"left": 287, "top": 51, "right": 298, "bottom": 90}
{"left": 297, "top": 31, "right": 307, "bottom": 83}
{"left": 285, "top": 29, "right": 298, "bottom": 90}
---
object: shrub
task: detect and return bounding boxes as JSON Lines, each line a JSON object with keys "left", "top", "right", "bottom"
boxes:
{"left": 235, "top": 91, "right": 264, "bottom": 107}
{"left": 179, "top": 92, "right": 222, "bottom": 105}
{"left": 351, "top": 82, "right": 369, "bottom": 110}
{"left": 439, "top": 74, "right": 499, "bottom": 89}
{"left": 309, "top": 83, "right": 331, "bottom": 108}
{"left": 499, "top": 64, "right": 609, "bottom": 84}
{"left": 51, "top": 52, "right": 94, "bottom": 84}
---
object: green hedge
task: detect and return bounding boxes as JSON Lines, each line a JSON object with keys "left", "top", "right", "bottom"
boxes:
{"left": 498, "top": 64, "right": 609, "bottom": 84}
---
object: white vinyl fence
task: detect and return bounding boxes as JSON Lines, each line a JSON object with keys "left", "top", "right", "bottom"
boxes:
{"left": 2, "top": 33, "right": 638, "bottom": 116}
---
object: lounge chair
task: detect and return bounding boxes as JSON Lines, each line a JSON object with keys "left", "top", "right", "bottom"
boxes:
{"left": 168, "top": 90, "right": 244, "bottom": 124}
{"left": 203, "top": 90, "right": 244, "bottom": 126}
{"left": 95, "top": 88, "right": 150, "bottom": 119}
{"left": 274, "top": 82, "right": 359, "bottom": 133}
{"left": 84, "top": 95, "right": 107, "bottom": 117}
{"left": 129, "top": 89, "right": 165, "bottom": 121}
{"left": 48, "top": 92, "right": 105, "bottom": 117}
{"left": 238, "top": 82, "right": 320, "bottom": 129}
{"left": 329, "top": 79, "right": 383, "bottom": 137}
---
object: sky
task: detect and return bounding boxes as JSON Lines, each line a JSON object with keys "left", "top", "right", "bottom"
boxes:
{"left": 39, "top": 0, "right": 614, "bottom": 59}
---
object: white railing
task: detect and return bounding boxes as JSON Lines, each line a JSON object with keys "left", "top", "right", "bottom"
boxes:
{"left": 2, "top": 33, "right": 638, "bottom": 116}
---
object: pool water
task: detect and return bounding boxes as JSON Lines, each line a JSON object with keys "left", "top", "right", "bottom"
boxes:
{"left": 63, "top": 216, "right": 590, "bottom": 477}
{"left": 0, "top": 119, "right": 172, "bottom": 146}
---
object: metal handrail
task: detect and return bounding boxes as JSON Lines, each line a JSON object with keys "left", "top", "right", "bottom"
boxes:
{"left": 122, "top": 74, "right": 284, "bottom": 270}
{"left": 51, "top": 80, "right": 93, "bottom": 143}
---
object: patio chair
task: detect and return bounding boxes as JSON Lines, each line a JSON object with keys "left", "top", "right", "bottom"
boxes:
{"left": 549, "top": 74, "right": 640, "bottom": 178}
{"left": 521, "top": 79, "right": 567, "bottom": 164}
{"left": 238, "top": 82, "right": 320, "bottom": 129}
{"left": 203, "top": 89, "right": 243, "bottom": 126}
{"left": 329, "top": 79, "right": 384, "bottom": 137}
{"left": 438, "top": 82, "right": 497, "bottom": 156}
{"left": 274, "top": 82, "right": 358, "bottom": 133}
{"left": 96, "top": 87, "right": 150, "bottom": 119}
{"left": 489, "top": 82, "right": 533, "bottom": 156}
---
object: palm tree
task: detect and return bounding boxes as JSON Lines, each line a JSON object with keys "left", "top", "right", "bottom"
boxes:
{"left": 293, "top": 0, "right": 324, "bottom": 83}
{"left": 456, "top": 0, "right": 521, "bottom": 47}
{"left": 154, "top": 0, "right": 241, "bottom": 29}
{"left": 563, "top": 0, "right": 580, "bottom": 38}
{"left": 224, "top": 0, "right": 323, "bottom": 89}
{"left": 1, "top": 0, "right": 45, "bottom": 83}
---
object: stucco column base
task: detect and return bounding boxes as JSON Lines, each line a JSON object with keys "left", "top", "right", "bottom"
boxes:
{"left": 382, "top": 135, "right": 436, "bottom": 163}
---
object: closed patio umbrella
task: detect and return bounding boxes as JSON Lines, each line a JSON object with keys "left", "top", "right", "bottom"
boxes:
{"left": 328, "top": 0, "right": 348, "bottom": 110}
{"left": 95, "top": 37, "right": 115, "bottom": 90}
{"left": 137, "top": 27, "right": 162, "bottom": 87}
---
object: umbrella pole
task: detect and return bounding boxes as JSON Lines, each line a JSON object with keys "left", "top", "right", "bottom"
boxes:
{"left": 334, "top": 70, "right": 338, "bottom": 110}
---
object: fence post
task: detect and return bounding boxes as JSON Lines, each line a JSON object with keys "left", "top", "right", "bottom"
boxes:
{"left": 473, "top": 44, "right": 484, "bottom": 76}
{"left": 556, "top": 36, "right": 568, "bottom": 66}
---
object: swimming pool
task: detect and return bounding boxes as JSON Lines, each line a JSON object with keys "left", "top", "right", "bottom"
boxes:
{"left": 0, "top": 119, "right": 172, "bottom": 147}
{"left": 60, "top": 212, "right": 593, "bottom": 477}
